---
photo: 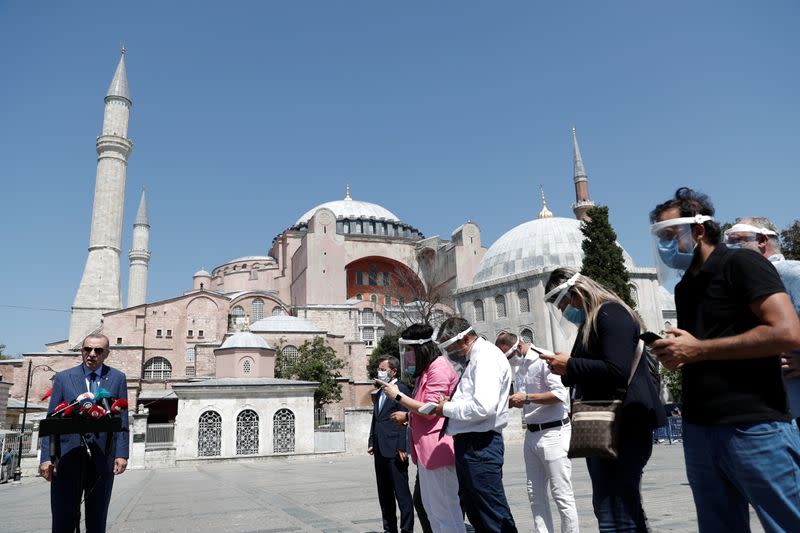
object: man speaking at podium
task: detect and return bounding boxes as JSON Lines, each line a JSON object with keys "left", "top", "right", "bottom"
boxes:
{"left": 40, "top": 334, "right": 130, "bottom": 533}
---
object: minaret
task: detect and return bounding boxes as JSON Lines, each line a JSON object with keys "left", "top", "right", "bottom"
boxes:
{"left": 571, "top": 127, "right": 595, "bottom": 221}
{"left": 538, "top": 185, "right": 554, "bottom": 219}
{"left": 69, "top": 49, "right": 133, "bottom": 347}
{"left": 127, "top": 188, "right": 150, "bottom": 307}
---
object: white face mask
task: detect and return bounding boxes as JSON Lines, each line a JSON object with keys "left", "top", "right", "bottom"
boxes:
{"left": 377, "top": 370, "right": 390, "bottom": 381}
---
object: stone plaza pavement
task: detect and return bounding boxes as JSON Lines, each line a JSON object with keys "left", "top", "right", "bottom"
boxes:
{"left": 1, "top": 442, "right": 764, "bottom": 533}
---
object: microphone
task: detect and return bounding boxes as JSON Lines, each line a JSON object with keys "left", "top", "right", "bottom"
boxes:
{"left": 50, "top": 401, "right": 69, "bottom": 417}
{"left": 51, "top": 392, "right": 94, "bottom": 416}
{"left": 83, "top": 404, "right": 107, "bottom": 419}
{"left": 94, "top": 387, "right": 112, "bottom": 412}
{"left": 109, "top": 398, "right": 128, "bottom": 415}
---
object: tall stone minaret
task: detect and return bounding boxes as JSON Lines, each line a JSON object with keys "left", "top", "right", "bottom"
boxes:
{"left": 69, "top": 49, "right": 133, "bottom": 347}
{"left": 571, "top": 127, "right": 595, "bottom": 221}
{"left": 127, "top": 189, "right": 150, "bottom": 307}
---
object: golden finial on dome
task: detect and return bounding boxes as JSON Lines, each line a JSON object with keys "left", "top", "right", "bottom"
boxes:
{"left": 344, "top": 184, "right": 352, "bottom": 201}
{"left": 538, "top": 185, "right": 554, "bottom": 218}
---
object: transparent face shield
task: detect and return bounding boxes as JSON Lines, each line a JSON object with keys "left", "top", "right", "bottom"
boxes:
{"left": 723, "top": 223, "right": 776, "bottom": 251}
{"left": 398, "top": 337, "right": 433, "bottom": 377}
{"left": 436, "top": 326, "right": 474, "bottom": 364}
{"left": 649, "top": 215, "right": 712, "bottom": 292}
{"left": 544, "top": 272, "right": 582, "bottom": 351}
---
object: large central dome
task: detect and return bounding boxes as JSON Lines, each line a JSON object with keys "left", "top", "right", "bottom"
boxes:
{"left": 295, "top": 199, "right": 399, "bottom": 226}
{"left": 473, "top": 217, "right": 635, "bottom": 284}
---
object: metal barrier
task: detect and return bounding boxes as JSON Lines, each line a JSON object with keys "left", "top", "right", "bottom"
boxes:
{"left": 314, "top": 408, "right": 345, "bottom": 432}
{"left": 146, "top": 423, "right": 175, "bottom": 449}
{"left": 654, "top": 416, "right": 683, "bottom": 444}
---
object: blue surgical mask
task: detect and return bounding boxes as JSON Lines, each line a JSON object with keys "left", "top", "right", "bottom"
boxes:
{"left": 725, "top": 243, "right": 742, "bottom": 250}
{"left": 657, "top": 238, "right": 696, "bottom": 271}
{"left": 563, "top": 305, "right": 586, "bottom": 325}
{"left": 404, "top": 366, "right": 416, "bottom": 376}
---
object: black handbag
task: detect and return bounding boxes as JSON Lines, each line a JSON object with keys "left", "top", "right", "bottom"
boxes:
{"left": 568, "top": 340, "right": 644, "bottom": 459}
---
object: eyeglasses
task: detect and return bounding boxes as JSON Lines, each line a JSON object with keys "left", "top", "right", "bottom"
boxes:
{"left": 82, "top": 347, "right": 106, "bottom": 355}
{"left": 725, "top": 234, "right": 758, "bottom": 245}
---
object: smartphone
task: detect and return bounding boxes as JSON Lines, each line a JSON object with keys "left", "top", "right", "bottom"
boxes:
{"left": 529, "top": 345, "right": 555, "bottom": 357}
{"left": 418, "top": 402, "right": 437, "bottom": 415}
{"left": 639, "top": 331, "right": 663, "bottom": 345}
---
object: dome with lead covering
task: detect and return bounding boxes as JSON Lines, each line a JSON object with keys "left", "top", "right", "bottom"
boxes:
{"left": 220, "top": 331, "right": 271, "bottom": 350}
{"left": 473, "top": 217, "right": 635, "bottom": 284}
{"left": 295, "top": 199, "right": 400, "bottom": 226}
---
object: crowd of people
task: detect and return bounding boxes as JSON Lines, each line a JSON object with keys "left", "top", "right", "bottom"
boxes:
{"left": 369, "top": 187, "right": 800, "bottom": 533}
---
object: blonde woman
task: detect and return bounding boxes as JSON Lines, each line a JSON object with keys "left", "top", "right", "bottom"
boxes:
{"left": 540, "top": 268, "right": 665, "bottom": 532}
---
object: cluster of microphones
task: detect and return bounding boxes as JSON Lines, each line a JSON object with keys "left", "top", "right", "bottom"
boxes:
{"left": 49, "top": 388, "right": 128, "bottom": 420}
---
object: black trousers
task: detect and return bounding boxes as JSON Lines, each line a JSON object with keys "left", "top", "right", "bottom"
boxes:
{"left": 51, "top": 444, "right": 115, "bottom": 533}
{"left": 373, "top": 442, "right": 414, "bottom": 533}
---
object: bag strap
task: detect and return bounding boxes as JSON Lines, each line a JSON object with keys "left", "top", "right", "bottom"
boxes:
{"left": 627, "top": 340, "right": 644, "bottom": 387}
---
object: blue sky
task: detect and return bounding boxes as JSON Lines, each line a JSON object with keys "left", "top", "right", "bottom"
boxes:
{"left": 1, "top": 1, "right": 798, "bottom": 356}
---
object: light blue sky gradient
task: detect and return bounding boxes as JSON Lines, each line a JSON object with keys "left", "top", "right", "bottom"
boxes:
{"left": 1, "top": 2, "right": 798, "bottom": 355}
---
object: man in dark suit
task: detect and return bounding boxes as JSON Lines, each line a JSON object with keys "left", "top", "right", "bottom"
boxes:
{"left": 369, "top": 355, "right": 414, "bottom": 533}
{"left": 40, "top": 334, "right": 130, "bottom": 533}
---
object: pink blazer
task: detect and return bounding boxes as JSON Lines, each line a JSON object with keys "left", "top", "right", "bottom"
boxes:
{"left": 409, "top": 356, "right": 459, "bottom": 470}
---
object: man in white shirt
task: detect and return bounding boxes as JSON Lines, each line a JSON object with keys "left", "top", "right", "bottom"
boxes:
{"left": 496, "top": 332, "right": 579, "bottom": 533}
{"left": 435, "top": 317, "right": 517, "bottom": 533}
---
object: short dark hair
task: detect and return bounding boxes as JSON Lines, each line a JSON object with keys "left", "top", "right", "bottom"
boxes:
{"left": 399, "top": 323, "right": 437, "bottom": 378}
{"left": 379, "top": 355, "right": 401, "bottom": 375}
{"left": 435, "top": 317, "right": 474, "bottom": 344}
{"left": 494, "top": 331, "right": 518, "bottom": 351}
{"left": 650, "top": 187, "right": 721, "bottom": 245}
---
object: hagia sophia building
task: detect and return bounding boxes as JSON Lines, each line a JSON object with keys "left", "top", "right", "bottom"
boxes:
{"left": 2, "top": 51, "right": 673, "bottom": 462}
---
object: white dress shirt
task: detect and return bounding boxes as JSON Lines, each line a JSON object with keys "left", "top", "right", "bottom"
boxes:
{"left": 443, "top": 337, "right": 512, "bottom": 435}
{"left": 514, "top": 347, "right": 570, "bottom": 424}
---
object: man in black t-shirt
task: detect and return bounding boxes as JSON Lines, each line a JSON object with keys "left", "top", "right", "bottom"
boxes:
{"left": 649, "top": 187, "right": 800, "bottom": 533}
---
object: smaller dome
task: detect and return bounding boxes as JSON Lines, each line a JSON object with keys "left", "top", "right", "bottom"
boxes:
{"left": 220, "top": 331, "right": 271, "bottom": 350}
{"left": 194, "top": 269, "right": 211, "bottom": 277}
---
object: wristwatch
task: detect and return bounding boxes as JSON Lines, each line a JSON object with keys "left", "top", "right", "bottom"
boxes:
{"left": 523, "top": 394, "right": 532, "bottom": 405}
{"left": 395, "top": 393, "right": 403, "bottom": 402}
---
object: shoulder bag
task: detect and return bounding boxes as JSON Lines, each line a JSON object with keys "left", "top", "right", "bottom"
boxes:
{"left": 567, "top": 340, "right": 644, "bottom": 459}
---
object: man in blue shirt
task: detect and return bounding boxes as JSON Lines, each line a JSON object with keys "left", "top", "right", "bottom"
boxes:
{"left": 1, "top": 446, "right": 13, "bottom": 483}
{"left": 725, "top": 216, "right": 800, "bottom": 419}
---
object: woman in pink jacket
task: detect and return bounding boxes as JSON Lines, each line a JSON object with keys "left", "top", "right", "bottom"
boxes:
{"left": 379, "top": 323, "right": 465, "bottom": 533}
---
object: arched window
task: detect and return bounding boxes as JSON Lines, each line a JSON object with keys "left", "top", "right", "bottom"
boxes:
{"left": 241, "top": 357, "right": 253, "bottom": 376}
{"left": 370, "top": 294, "right": 378, "bottom": 304}
{"left": 343, "top": 220, "right": 350, "bottom": 233}
{"left": 281, "top": 345, "right": 299, "bottom": 370}
{"left": 629, "top": 284, "right": 639, "bottom": 307}
{"left": 273, "top": 409, "right": 295, "bottom": 453}
{"left": 144, "top": 357, "right": 172, "bottom": 380}
{"left": 520, "top": 328, "right": 534, "bottom": 344}
{"left": 474, "top": 300, "right": 485, "bottom": 322}
{"left": 495, "top": 295, "right": 507, "bottom": 318}
{"left": 518, "top": 290, "right": 530, "bottom": 313}
{"left": 355, "top": 293, "right": 363, "bottom": 300}
{"left": 252, "top": 299, "right": 264, "bottom": 321}
{"left": 271, "top": 306, "right": 284, "bottom": 316}
{"left": 361, "top": 308, "right": 374, "bottom": 324}
{"left": 198, "top": 410, "right": 222, "bottom": 457}
{"left": 236, "top": 409, "right": 259, "bottom": 455}
{"left": 232, "top": 305, "right": 245, "bottom": 317}
{"left": 368, "top": 264, "right": 378, "bottom": 286}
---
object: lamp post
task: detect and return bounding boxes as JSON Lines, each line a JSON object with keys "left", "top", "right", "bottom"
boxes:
{"left": 13, "top": 361, "right": 54, "bottom": 482}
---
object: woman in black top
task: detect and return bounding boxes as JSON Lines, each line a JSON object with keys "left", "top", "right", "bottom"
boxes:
{"left": 543, "top": 268, "right": 665, "bottom": 533}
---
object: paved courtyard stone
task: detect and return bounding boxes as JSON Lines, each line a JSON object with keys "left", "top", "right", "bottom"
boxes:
{"left": 1, "top": 443, "right": 764, "bottom": 532}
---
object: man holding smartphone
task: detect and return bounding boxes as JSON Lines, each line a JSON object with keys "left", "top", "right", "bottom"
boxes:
{"left": 649, "top": 188, "right": 800, "bottom": 532}
{"left": 496, "top": 332, "right": 579, "bottom": 533}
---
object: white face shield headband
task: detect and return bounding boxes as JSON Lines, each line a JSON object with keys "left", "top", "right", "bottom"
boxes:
{"left": 436, "top": 326, "right": 474, "bottom": 364}
{"left": 544, "top": 272, "right": 582, "bottom": 352}
{"left": 502, "top": 338, "right": 520, "bottom": 358}
{"left": 723, "top": 223, "right": 777, "bottom": 249}
{"left": 649, "top": 215, "right": 713, "bottom": 291}
{"left": 398, "top": 336, "right": 434, "bottom": 376}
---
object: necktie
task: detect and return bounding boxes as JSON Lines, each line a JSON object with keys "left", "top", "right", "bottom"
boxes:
{"left": 89, "top": 372, "right": 97, "bottom": 393}
{"left": 378, "top": 390, "right": 385, "bottom": 412}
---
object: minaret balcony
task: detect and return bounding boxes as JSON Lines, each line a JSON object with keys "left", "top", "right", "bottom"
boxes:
{"left": 571, "top": 200, "right": 596, "bottom": 209}
{"left": 96, "top": 135, "right": 133, "bottom": 156}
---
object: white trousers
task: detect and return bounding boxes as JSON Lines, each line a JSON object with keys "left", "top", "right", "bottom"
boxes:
{"left": 523, "top": 423, "right": 579, "bottom": 533}
{"left": 417, "top": 463, "right": 466, "bottom": 533}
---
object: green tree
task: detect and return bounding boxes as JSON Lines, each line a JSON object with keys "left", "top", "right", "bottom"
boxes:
{"left": 0, "top": 343, "right": 10, "bottom": 360}
{"left": 781, "top": 220, "right": 800, "bottom": 260}
{"left": 660, "top": 366, "right": 682, "bottom": 402}
{"left": 580, "top": 205, "right": 635, "bottom": 308}
{"left": 367, "top": 334, "right": 399, "bottom": 379}
{"left": 276, "top": 336, "right": 346, "bottom": 409}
